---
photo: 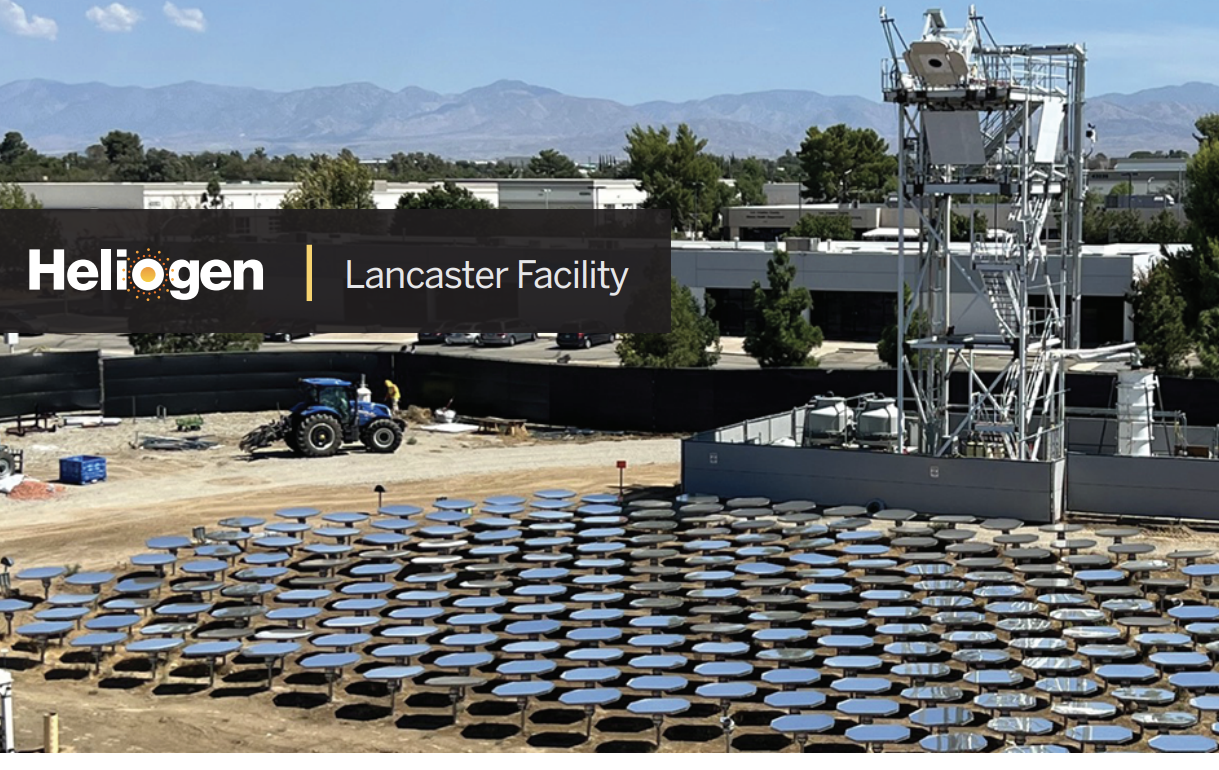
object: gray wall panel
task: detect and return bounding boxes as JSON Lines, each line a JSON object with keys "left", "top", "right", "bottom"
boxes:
{"left": 1067, "top": 453, "right": 1219, "bottom": 520}
{"left": 682, "top": 441, "right": 1062, "bottom": 522}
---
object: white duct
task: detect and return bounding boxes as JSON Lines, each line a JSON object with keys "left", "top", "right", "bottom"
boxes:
{"left": 1116, "top": 370, "right": 1158, "bottom": 457}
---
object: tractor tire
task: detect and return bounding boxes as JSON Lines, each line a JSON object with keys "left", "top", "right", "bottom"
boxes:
{"left": 361, "top": 419, "right": 403, "bottom": 454}
{"left": 284, "top": 430, "right": 301, "bottom": 455}
{"left": 0, "top": 448, "right": 15, "bottom": 479}
{"left": 295, "top": 413, "right": 343, "bottom": 458}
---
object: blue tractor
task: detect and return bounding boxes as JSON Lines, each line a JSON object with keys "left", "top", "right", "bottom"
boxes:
{"left": 240, "top": 377, "right": 405, "bottom": 457}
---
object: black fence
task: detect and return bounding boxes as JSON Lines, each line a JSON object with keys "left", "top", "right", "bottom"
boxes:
{"left": 0, "top": 351, "right": 100, "bottom": 418}
{"left": 101, "top": 351, "right": 396, "bottom": 417}
{"left": 4, "top": 349, "right": 1219, "bottom": 434}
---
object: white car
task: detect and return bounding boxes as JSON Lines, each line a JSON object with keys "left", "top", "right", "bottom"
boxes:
{"left": 444, "top": 323, "right": 482, "bottom": 345}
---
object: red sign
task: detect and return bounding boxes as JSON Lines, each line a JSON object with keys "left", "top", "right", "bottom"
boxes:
{"left": 616, "top": 460, "right": 627, "bottom": 469}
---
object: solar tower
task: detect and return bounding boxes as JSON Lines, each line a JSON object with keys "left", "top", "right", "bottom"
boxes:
{"left": 879, "top": 6, "right": 1099, "bottom": 461}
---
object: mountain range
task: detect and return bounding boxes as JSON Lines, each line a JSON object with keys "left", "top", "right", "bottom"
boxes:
{"left": 1, "top": 78, "right": 1216, "bottom": 161}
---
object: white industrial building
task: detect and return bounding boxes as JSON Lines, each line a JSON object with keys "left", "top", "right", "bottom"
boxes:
{"left": 672, "top": 238, "right": 1174, "bottom": 347}
{"left": 16, "top": 178, "right": 646, "bottom": 211}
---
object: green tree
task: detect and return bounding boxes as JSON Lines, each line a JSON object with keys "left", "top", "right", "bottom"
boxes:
{"left": 1194, "top": 114, "right": 1219, "bottom": 145}
{"left": 624, "top": 124, "right": 737, "bottom": 236}
{"left": 798, "top": 124, "right": 896, "bottom": 203}
{"left": 1186, "top": 132, "right": 1219, "bottom": 238}
{"left": 1128, "top": 261, "right": 1191, "bottom": 375}
{"left": 128, "top": 334, "right": 263, "bottom": 355}
{"left": 786, "top": 214, "right": 854, "bottom": 240}
{"left": 877, "top": 283, "right": 930, "bottom": 368}
{"left": 1082, "top": 191, "right": 1111, "bottom": 244}
{"left": 527, "top": 149, "right": 580, "bottom": 178}
{"left": 1108, "top": 209, "right": 1148, "bottom": 242}
{"left": 616, "top": 278, "right": 720, "bottom": 368}
{"left": 743, "top": 249, "right": 823, "bottom": 367}
{"left": 0, "top": 182, "right": 42, "bottom": 209}
{"left": 100, "top": 130, "right": 147, "bottom": 182}
{"left": 395, "top": 181, "right": 493, "bottom": 209}
{"left": 732, "top": 157, "right": 768, "bottom": 206}
{"left": 1148, "top": 210, "right": 1184, "bottom": 245}
{"left": 280, "top": 152, "right": 375, "bottom": 209}
{"left": 1108, "top": 181, "right": 1135, "bottom": 197}
{"left": 0, "top": 131, "right": 36, "bottom": 167}
{"left": 950, "top": 211, "right": 989, "bottom": 242}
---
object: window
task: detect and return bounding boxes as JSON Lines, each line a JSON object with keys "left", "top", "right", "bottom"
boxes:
{"left": 234, "top": 217, "right": 251, "bottom": 235}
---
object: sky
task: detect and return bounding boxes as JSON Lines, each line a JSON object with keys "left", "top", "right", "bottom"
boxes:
{"left": 1, "top": 0, "right": 1217, "bottom": 102}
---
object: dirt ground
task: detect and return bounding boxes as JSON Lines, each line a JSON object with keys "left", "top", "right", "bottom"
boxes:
{"left": 4, "top": 412, "right": 1219, "bottom": 753}
{"left": 1, "top": 411, "right": 682, "bottom": 753}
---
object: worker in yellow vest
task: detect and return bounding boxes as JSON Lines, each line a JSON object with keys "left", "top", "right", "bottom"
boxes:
{"left": 384, "top": 379, "right": 401, "bottom": 415}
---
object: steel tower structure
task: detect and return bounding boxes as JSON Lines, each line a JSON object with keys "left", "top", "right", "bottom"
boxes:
{"left": 879, "top": 6, "right": 1098, "bottom": 462}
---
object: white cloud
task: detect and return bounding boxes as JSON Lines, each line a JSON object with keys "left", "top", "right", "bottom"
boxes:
{"left": 0, "top": 0, "right": 57, "bottom": 40}
{"left": 163, "top": 1, "right": 205, "bottom": 32}
{"left": 86, "top": 3, "right": 141, "bottom": 32}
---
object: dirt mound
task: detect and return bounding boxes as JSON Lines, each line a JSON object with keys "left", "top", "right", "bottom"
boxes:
{"left": 402, "top": 405, "right": 432, "bottom": 424}
{"left": 5, "top": 479, "right": 62, "bottom": 501}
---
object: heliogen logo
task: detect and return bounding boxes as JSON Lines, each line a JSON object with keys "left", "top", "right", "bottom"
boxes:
{"left": 29, "top": 248, "right": 264, "bottom": 301}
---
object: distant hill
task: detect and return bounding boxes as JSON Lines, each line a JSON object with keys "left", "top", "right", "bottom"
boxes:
{"left": 0, "top": 77, "right": 1212, "bottom": 160}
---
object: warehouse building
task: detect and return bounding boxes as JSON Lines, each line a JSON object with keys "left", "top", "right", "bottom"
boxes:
{"left": 16, "top": 178, "right": 646, "bottom": 211}
{"left": 672, "top": 238, "right": 1173, "bottom": 347}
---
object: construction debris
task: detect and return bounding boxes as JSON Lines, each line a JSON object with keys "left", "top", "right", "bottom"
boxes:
{"left": 5, "top": 479, "right": 61, "bottom": 500}
{"left": 135, "top": 435, "right": 220, "bottom": 451}
{"left": 5, "top": 412, "right": 58, "bottom": 437}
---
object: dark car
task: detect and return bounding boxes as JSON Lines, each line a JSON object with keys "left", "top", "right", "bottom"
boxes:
{"left": 261, "top": 318, "right": 314, "bottom": 342}
{"left": 0, "top": 309, "right": 49, "bottom": 335}
{"left": 479, "top": 318, "right": 538, "bottom": 346}
{"left": 557, "top": 320, "right": 615, "bottom": 349}
{"left": 418, "top": 320, "right": 461, "bottom": 344}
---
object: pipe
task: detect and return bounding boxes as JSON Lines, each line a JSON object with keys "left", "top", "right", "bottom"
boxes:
{"left": 44, "top": 712, "right": 59, "bottom": 754}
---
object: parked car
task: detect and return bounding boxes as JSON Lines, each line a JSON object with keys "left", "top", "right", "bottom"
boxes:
{"left": 0, "top": 309, "right": 48, "bottom": 335}
{"left": 557, "top": 320, "right": 616, "bottom": 349}
{"left": 261, "top": 318, "right": 315, "bottom": 342}
{"left": 444, "top": 323, "right": 482, "bottom": 345}
{"left": 418, "top": 320, "right": 461, "bottom": 344}
{"left": 479, "top": 318, "right": 539, "bottom": 346}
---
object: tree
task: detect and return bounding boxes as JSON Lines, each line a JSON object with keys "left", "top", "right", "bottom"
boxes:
{"left": 877, "top": 283, "right": 930, "bottom": 368}
{"left": 128, "top": 334, "right": 262, "bottom": 355}
{"left": 1128, "top": 261, "right": 1191, "bottom": 375}
{"left": 1108, "top": 181, "right": 1135, "bottom": 197}
{"left": 786, "top": 214, "right": 854, "bottom": 240}
{"left": 1194, "top": 114, "right": 1219, "bottom": 145}
{"left": 395, "top": 181, "right": 493, "bottom": 210}
{"left": 1148, "top": 210, "right": 1184, "bottom": 245}
{"left": 624, "top": 124, "right": 737, "bottom": 236}
{"left": 1108, "top": 209, "right": 1147, "bottom": 243}
{"left": 950, "top": 211, "right": 989, "bottom": 242}
{"left": 0, "top": 182, "right": 42, "bottom": 209}
{"left": 743, "top": 249, "right": 823, "bottom": 367}
{"left": 732, "top": 157, "right": 768, "bottom": 206}
{"left": 0, "top": 131, "right": 35, "bottom": 167}
{"left": 616, "top": 278, "right": 720, "bottom": 368}
{"left": 1082, "top": 191, "right": 1111, "bottom": 244}
{"left": 280, "top": 152, "right": 375, "bottom": 209}
{"left": 100, "top": 130, "right": 147, "bottom": 182}
{"left": 798, "top": 124, "right": 896, "bottom": 203}
{"left": 527, "top": 149, "right": 580, "bottom": 178}
{"left": 1186, "top": 131, "right": 1219, "bottom": 238}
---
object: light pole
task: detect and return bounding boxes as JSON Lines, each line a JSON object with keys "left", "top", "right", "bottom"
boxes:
{"left": 541, "top": 188, "right": 552, "bottom": 210}
{"left": 692, "top": 181, "right": 705, "bottom": 240}
{"left": 1146, "top": 176, "right": 1155, "bottom": 196}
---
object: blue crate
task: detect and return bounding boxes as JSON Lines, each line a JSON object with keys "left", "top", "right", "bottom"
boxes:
{"left": 60, "top": 455, "right": 107, "bottom": 485}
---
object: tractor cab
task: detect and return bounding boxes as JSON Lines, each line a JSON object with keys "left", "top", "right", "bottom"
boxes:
{"left": 300, "top": 378, "right": 356, "bottom": 428}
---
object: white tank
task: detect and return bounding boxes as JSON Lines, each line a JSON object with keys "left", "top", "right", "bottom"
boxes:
{"left": 356, "top": 375, "right": 372, "bottom": 404}
{"left": 1116, "top": 369, "right": 1157, "bottom": 457}
{"left": 856, "top": 398, "right": 901, "bottom": 448}
{"left": 802, "top": 396, "right": 849, "bottom": 447}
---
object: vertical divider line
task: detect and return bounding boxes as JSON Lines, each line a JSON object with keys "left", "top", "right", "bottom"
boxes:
{"left": 306, "top": 244, "right": 313, "bottom": 301}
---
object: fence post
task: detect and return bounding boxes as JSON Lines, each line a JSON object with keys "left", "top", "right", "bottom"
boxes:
{"left": 43, "top": 712, "right": 58, "bottom": 754}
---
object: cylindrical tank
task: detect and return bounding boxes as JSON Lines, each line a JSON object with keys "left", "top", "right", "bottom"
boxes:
{"left": 356, "top": 376, "right": 372, "bottom": 404}
{"left": 1116, "top": 369, "right": 1157, "bottom": 457}
{"left": 855, "top": 398, "right": 901, "bottom": 448}
{"left": 802, "top": 396, "right": 849, "bottom": 447}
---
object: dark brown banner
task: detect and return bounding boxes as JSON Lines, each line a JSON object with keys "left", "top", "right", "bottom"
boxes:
{"left": 0, "top": 209, "right": 672, "bottom": 334}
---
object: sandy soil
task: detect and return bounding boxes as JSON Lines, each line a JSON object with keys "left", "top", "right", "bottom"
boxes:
{"left": 1, "top": 411, "right": 684, "bottom": 753}
{"left": 4, "top": 413, "right": 1219, "bottom": 753}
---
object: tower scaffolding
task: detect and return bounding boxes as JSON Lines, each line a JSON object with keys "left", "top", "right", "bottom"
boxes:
{"left": 878, "top": 5, "right": 1123, "bottom": 461}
